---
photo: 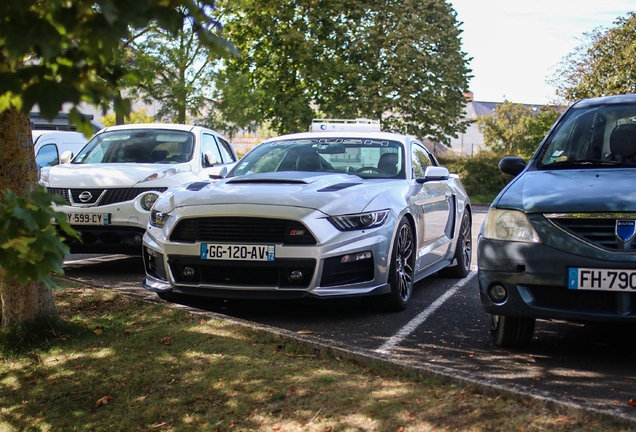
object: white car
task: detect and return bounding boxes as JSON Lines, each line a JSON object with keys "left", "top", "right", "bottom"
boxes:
{"left": 33, "top": 130, "right": 89, "bottom": 169}
{"left": 41, "top": 123, "right": 238, "bottom": 255}
{"left": 142, "top": 119, "right": 472, "bottom": 311}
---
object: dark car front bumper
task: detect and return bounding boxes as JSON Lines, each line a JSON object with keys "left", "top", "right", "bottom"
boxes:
{"left": 478, "top": 237, "right": 636, "bottom": 322}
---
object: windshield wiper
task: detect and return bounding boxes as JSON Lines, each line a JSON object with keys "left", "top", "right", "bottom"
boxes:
{"left": 545, "top": 159, "right": 636, "bottom": 168}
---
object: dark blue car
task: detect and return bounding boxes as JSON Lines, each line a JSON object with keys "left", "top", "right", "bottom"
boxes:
{"left": 478, "top": 94, "right": 636, "bottom": 346}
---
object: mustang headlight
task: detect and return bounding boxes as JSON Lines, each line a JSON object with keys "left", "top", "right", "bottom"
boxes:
{"left": 329, "top": 210, "right": 390, "bottom": 231}
{"left": 483, "top": 208, "right": 540, "bottom": 243}
{"left": 149, "top": 210, "right": 171, "bottom": 228}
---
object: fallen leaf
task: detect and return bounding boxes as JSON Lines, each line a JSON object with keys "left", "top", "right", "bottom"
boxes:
{"left": 94, "top": 329, "right": 103, "bottom": 335}
{"left": 296, "top": 329, "right": 313, "bottom": 335}
{"left": 95, "top": 395, "right": 113, "bottom": 407}
{"left": 200, "top": 318, "right": 206, "bottom": 325}
{"left": 123, "top": 329, "right": 132, "bottom": 335}
{"left": 158, "top": 337, "right": 171, "bottom": 346}
{"left": 628, "top": 399, "right": 636, "bottom": 407}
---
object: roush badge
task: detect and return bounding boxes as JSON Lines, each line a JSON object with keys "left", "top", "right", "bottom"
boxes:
{"left": 616, "top": 220, "right": 636, "bottom": 242}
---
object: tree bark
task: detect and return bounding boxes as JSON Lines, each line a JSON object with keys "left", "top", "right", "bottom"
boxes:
{"left": 0, "top": 105, "right": 60, "bottom": 327}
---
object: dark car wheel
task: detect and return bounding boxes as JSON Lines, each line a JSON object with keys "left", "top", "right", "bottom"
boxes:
{"left": 376, "top": 218, "right": 415, "bottom": 312}
{"left": 438, "top": 209, "right": 471, "bottom": 278}
{"left": 490, "top": 314, "right": 536, "bottom": 347}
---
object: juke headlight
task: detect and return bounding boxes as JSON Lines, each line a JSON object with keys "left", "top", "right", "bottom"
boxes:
{"left": 329, "top": 210, "right": 390, "bottom": 231}
{"left": 483, "top": 208, "right": 540, "bottom": 243}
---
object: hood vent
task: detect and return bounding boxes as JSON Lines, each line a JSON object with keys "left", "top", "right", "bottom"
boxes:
{"left": 318, "top": 183, "right": 362, "bottom": 192}
{"left": 226, "top": 178, "right": 308, "bottom": 185}
{"left": 186, "top": 182, "right": 211, "bottom": 191}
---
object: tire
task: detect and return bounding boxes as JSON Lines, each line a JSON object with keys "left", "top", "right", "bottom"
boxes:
{"left": 438, "top": 209, "right": 471, "bottom": 278}
{"left": 375, "top": 218, "right": 415, "bottom": 312}
{"left": 490, "top": 314, "right": 536, "bottom": 347}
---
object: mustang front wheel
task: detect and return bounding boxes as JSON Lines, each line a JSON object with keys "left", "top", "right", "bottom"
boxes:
{"left": 380, "top": 218, "right": 415, "bottom": 311}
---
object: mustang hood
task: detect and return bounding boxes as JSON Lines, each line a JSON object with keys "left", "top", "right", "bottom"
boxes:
{"left": 47, "top": 163, "right": 190, "bottom": 188}
{"left": 498, "top": 168, "right": 636, "bottom": 213}
{"left": 169, "top": 172, "right": 394, "bottom": 215}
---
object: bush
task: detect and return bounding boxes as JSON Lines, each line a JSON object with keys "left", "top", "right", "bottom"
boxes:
{"left": 438, "top": 153, "right": 515, "bottom": 201}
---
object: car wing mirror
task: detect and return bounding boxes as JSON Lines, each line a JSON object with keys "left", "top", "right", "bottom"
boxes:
{"left": 416, "top": 166, "right": 449, "bottom": 183}
{"left": 208, "top": 165, "right": 228, "bottom": 179}
{"left": 204, "top": 151, "right": 219, "bottom": 167}
{"left": 498, "top": 156, "right": 526, "bottom": 176}
{"left": 60, "top": 150, "right": 74, "bottom": 164}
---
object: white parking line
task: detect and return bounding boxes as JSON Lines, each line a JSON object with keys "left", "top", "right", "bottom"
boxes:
{"left": 375, "top": 269, "right": 477, "bottom": 355}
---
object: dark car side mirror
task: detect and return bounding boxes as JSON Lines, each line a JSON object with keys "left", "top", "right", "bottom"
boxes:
{"left": 498, "top": 156, "right": 526, "bottom": 176}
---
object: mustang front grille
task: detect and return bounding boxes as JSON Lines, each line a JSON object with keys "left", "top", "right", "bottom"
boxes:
{"left": 48, "top": 187, "right": 167, "bottom": 206}
{"left": 168, "top": 256, "right": 316, "bottom": 288}
{"left": 546, "top": 214, "right": 636, "bottom": 251}
{"left": 169, "top": 217, "right": 317, "bottom": 245}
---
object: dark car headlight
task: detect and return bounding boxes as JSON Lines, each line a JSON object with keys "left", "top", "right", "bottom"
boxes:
{"left": 329, "top": 210, "right": 390, "bottom": 231}
{"left": 483, "top": 208, "right": 540, "bottom": 243}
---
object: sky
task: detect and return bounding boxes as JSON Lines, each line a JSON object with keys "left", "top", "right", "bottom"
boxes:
{"left": 449, "top": 0, "right": 635, "bottom": 105}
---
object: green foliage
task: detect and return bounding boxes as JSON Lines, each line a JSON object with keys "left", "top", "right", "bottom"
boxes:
{"left": 440, "top": 153, "right": 512, "bottom": 199}
{"left": 0, "top": 0, "right": 235, "bottom": 124}
{"left": 549, "top": 12, "right": 636, "bottom": 103}
{"left": 0, "top": 189, "right": 78, "bottom": 289}
{"left": 99, "top": 108, "right": 155, "bottom": 127}
{"left": 476, "top": 101, "right": 560, "bottom": 159}
{"left": 213, "top": 0, "right": 472, "bottom": 142}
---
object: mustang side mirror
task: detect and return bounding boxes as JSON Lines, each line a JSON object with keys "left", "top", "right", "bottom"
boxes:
{"left": 416, "top": 166, "right": 449, "bottom": 183}
{"left": 498, "top": 156, "right": 526, "bottom": 176}
{"left": 208, "top": 165, "right": 228, "bottom": 179}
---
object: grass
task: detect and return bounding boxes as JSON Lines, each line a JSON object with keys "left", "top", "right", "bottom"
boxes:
{"left": 469, "top": 194, "right": 495, "bottom": 205}
{"left": 0, "top": 281, "right": 633, "bottom": 431}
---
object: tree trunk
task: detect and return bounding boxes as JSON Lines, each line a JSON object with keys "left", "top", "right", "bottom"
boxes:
{"left": 0, "top": 106, "right": 60, "bottom": 327}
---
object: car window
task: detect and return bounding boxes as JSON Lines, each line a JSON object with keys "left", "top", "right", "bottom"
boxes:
{"left": 36, "top": 144, "right": 59, "bottom": 167}
{"left": 216, "top": 137, "right": 236, "bottom": 163}
{"left": 539, "top": 104, "right": 636, "bottom": 167}
{"left": 229, "top": 138, "right": 405, "bottom": 179}
{"left": 74, "top": 130, "right": 194, "bottom": 164}
{"left": 411, "top": 143, "right": 433, "bottom": 177}
{"left": 202, "top": 133, "right": 223, "bottom": 165}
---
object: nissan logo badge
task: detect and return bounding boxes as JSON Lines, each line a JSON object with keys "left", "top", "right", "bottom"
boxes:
{"left": 79, "top": 191, "right": 93, "bottom": 202}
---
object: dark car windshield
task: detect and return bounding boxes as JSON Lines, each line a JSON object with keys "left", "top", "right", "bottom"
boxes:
{"left": 538, "top": 103, "right": 636, "bottom": 168}
{"left": 229, "top": 138, "right": 405, "bottom": 179}
{"left": 73, "top": 129, "right": 194, "bottom": 164}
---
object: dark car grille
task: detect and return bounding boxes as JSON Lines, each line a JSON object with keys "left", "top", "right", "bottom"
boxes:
{"left": 547, "top": 216, "right": 636, "bottom": 251}
{"left": 48, "top": 187, "right": 167, "bottom": 206}
{"left": 169, "top": 217, "right": 317, "bottom": 245}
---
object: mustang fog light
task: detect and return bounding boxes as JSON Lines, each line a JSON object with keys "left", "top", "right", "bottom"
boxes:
{"left": 141, "top": 192, "right": 160, "bottom": 211}
{"left": 133, "top": 234, "right": 142, "bottom": 244}
{"left": 288, "top": 270, "right": 304, "bottom": 284}
{"left": 181, "top": 266, "right": 196, "bottom": 280}
{"left": 488, "top": 283, "right": 508, "bottom": 304}
{"left": 340, "top": 251, "right": 372, "bottom": 263}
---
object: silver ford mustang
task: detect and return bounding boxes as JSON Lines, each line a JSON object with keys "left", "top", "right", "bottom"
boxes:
{"left": 142, "top": 122, "right": 472, "bottom": 311}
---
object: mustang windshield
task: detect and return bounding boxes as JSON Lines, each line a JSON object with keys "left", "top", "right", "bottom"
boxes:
{"left": 539, "top": 104, "right": 636, "bottom": 168}
{"left": 230, "top": 138, "right": 405, "bottom": 179}
{"left": 73, "top": 129, "right": 194, "bottom": 164}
